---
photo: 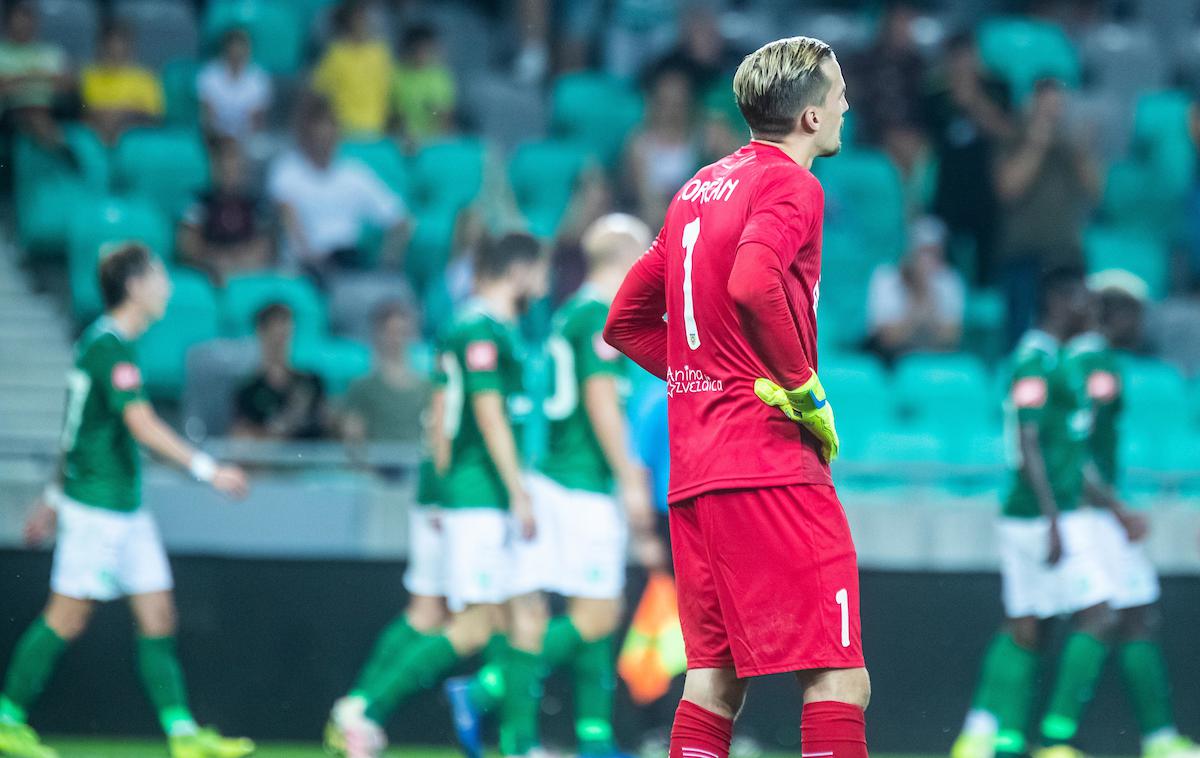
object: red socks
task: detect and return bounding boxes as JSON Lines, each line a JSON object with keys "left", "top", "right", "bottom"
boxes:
{"left": 669, "top": 699, "right": 734, "bottom": 758}
{"left": 802, "top": 701, "right": 869, "bottom": 758}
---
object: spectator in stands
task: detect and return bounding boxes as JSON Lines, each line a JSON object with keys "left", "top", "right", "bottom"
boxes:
{"left": 312, "top": 0, "right": 393, "bottom": 136}
{"left": 268, "top": 94, "right": 407, "bottom": 287}
{"left": 232, "top": 303, "right": 329, "bottom": 440}
{"left": 178, "top": 138, "right": 272, "bottom": 284}
{"left": 198, "top": 27, "right": 272, "bottom": 147}
{"left": 390, "top": 25, "right": 455, "bottom": 148}
{"left": 624, "top": 65, "right": 698, "bottom": 224}
{"left": 81, "top": 21, "right": 163, "bottom": 145}
{"left": 650, "top": 6, "right": 742, "bottom": 98}
{"left": 923, "top": 31, "right": 1014, "bottom": 286}
{"left": 866, "top": 215, "right": 965, "bottom": 363}
{"left": 0, "top": 1, "right": 74, "bottom": 154}
{"left": 994, "top": 78, "right": 1099, "bottom": 343}
{"left": 848, "top": 1, "right": 929, "bottom": 177}
{"left": 340, "top": 299, "right": 429, "bottom": 446}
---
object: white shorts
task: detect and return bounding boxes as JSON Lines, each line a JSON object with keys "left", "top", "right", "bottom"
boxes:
{"left": 51, "top": 498, "right": 173, "bottom": 602}
{"left": 1087, "top": 508, "right": 1161, "bottom": 610}
{"left": 441, "top": 508, "right": 513, "bottom": 612}
{"left": 403, "top": 506, "right": 446, "bottom": 598}
{"left": 527, "top": 473, "right": 627, "bottom": 600}
{"left": 999, "top": 510, "right": 1114, "bottom": 619}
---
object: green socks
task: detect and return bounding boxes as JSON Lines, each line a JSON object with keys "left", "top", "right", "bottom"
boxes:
{"left": 973, "top": 632, "right": 1039, "bottom": 755}
{"left": 363, "top": 633, "right": 459, "bottom": 724}
{"left": 136, "top": 636, "right": 197, "bottom": 736}
{"left": 499, "top": 646, "right": 544, "bottom": 757}
{"left": 350, "top": 615, "right": 424, "bottom": 698}
{"left": 1041, "top": 632, "right": 1109, "bottom": 745}
{"left": 573, "top": 635, "right": 616, "bottom": 754}
{"left": 1119, "top": 640, "right": 1175, "bottom": 737}
{"left": 543, "top": 616, "right": 584, "bottom": 668}
{"left": 0, "top": 617, "right": 68, "bottom": 724}
{"left": 465, "top": 634, "right": 509, "bottom": 714}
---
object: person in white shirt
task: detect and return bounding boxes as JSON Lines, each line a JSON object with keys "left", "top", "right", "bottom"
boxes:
{"left": 267, "top": 93, "right": 407, "bottom": 287}
{"left": 198, "top": 27, "right": 272, "bottom": 145}
{"left": 867, "top": 215, "right": 965, "bottom": 361}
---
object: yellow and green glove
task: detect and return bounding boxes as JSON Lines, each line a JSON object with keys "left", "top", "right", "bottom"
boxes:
{"left": 754, "top": 372, "right": 840, "bottom": 463}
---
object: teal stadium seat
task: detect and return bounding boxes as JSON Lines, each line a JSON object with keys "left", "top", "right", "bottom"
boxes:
{"left": 1100, "top": 159, "right": 1181, "bottom": 243}
{"left": 508, "top": 139, "right": 592, "bottom": 239}
{"left": 894, "top": 353, "right": 994, "bottom": 446}
{"left": 221, "top": 273, "right": 327, "bottom": 345}
{"left": 978, "top": 17, "right": 1080, "bottom": 102}
{"left": 202, "top": 0, "right": 303, "bottom": 75}
{"left": 550, "top": 72, "right": 643, "bottom": 165}
{"left": 814, "top": 150, "right": 907, "bottom": 263}
{"left": 821, "top": 355, "right": 893, "bottom": 460}
{"left": 293, "top": 336, "right": 372, "bottom": 396}
{"left": 1120, "top": 357, "right": 1187, "bottom": 428}
{"left": 162, "top": 58, "right": 201, "bottom": 126}
{"left": 409, "top": 138, "right": 485, "bottom": 213}
{"left": 1084, "top": 226, "right": 1168, "bottom": 300}
{"left": 338, "top": 138, "right": 411, "bottom": 202}
{"left": 68, "top": 195, "right": 171, "bottom": 321}
{"left": 114, "top": 128, "right": 210, "bottom": 222}
{"left": 862, "top": 428, "right": 947, "bottom": 465}
{"left": 1132, "top": 90, "right": 1195, "bottom": 187}
{"left": 15, "top": 125, "right": 111, "bottom": 257}
{"left": 137, "top": 268, "right": 220, "bottom": 399}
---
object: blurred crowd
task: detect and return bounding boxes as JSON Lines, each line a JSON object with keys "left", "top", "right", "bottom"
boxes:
{"left": 5, "top": 0, "right": 1200, "bottom": 445}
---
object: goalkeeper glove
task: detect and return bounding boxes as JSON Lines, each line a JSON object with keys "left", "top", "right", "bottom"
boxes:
{"left": 754, "top": 372, "right": 840, "bottom": 463}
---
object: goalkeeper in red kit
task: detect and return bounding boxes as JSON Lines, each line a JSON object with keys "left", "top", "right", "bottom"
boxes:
{"left": 603, "top": 36, "right": 869, "bottom": 758}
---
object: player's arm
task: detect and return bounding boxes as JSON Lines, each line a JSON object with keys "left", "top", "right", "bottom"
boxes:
{"left": 1011, "top": 368, "right": 1062, "bottom": 564}
{"left": 124, "top": 402, "right": 248, "bottom": 498}
{"left": 603, "top": 229, "right": 669, "bottom": 380}
{"left": 472, "top": 392, "right": 533, "bottom": 538}
{"left": 732, "top": 171, "right": 838, "bottom": 462}
{"left": 426, "top": 387, "right": 450, "bottom": 475}
{"left": 584, "top": 375, "right": 654, "bottom": 534}
{"left": 1082, "top": 460, "right": 1146, "bottom": 541}
{"left": 24, "top": 455, "right": 66, "bottom": 546}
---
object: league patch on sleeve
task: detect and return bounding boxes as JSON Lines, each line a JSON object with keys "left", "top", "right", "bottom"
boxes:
{"left": 1086, "top": 370, "right": 1119, "bottom": 402}
{"left": 1012, "top": 376, "right": 1048, "bottom": 408}
{"left": 112, "top": 362, "right": 142, "bottom": 391}
{"left": 593, "top": 333, "right": 620, "bottom": 362}
{"left": 465, "top": 340, "right": 499, "bottom": 372}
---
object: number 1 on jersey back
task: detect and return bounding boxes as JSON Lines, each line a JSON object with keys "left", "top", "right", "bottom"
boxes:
{"left": 682, "top": 217, "right": 701, "bottom": 350}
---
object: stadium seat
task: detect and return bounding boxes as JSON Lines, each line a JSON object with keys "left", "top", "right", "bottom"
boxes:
{"left": 67, "top": 195, "right": 172, "bottom": 321}
{"left": 399, "top": 2, "right": 495, "bottom": 78}
{"left": 202, "top": 0, "right": 303, "bottom": 75}
{"left": 409, "top": 138, "right": 486, "bottom": 213}
{"left": 14, "top": 125, "right": 111, "bottom": 258}
{"left": 1080, "top": 23, "right": 1165, "bottom": 112}
{"left": 114, "top": 0, "right": 199, "bottom": 70}
{"left": 183, "top": 337, "right": 259, "bottom": 437}
{"left": 821, "top": 354, "right": 894, "bottom": 449}
{"left": 162, "top": 58, "right": 202, "bottom": 126}
{"left": 327, "top": 271, "right": 416, "bottom": 343}
{"left": 1120, "top": 356, "right": 1188, "bottom": 427}
{"left": 114, "top": 128, "right": 210, "bottom": 223}
{"left": 462, "top": 73, "right": 547, "bottom": 153}
{"left": 35, "top": 0, "right": 99, "bottom": 64}
{"left": 894, "top": 353, "right": 995, "bottom": 444}
{"left": 978, "top": 17, "right": 1081, "bottom": 102}
{"left": 550, "top": 72, "right": 643, "bottom": 165}
{"left": 137, "top": 267, "right": 219, "bottom": 399}
{"left": 862, "top": 428, "right": 948, "bottom": 465}
{"left": 404, "top": 206, "right": 459, "bottom": 295}
{"left": 338, "top": 139, "right": 410, "bottom": 202}
{"left": 1130, "top": 90, "right": 1196, "bottom": 194}
{"left": 293, "top": 336, "right": 372, "bottom": 396}
{"left": 1100, "top": 159, "right": 1183, "bottom": 242}
{"left": 814, "top": 149, "right": 907, "bottom": 263}
{"left": 1083, "top": 226, "right": 1168, "bottom": 300}
{"left": 508, "top": 139, "right": 592, "bottom": 239}
{"left": 221, "top": 273, "right": 327, "bottom": 345}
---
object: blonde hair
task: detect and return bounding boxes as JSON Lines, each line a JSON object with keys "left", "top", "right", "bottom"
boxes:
{"left": 582, "top": 213, "right": 651, "bottom": 266}
{"left": 733, "top": 36, "right": 833, "bottom": 139}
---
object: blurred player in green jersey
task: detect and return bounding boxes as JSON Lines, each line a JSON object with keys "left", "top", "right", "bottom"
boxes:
{"left": 1063, "top": 272, "right": 1200, "bottom": 758}
{"left": 328, "top": 233, "right": 548, "bottom": 758}
{"left": 444, "top": 214, "right": 666, "bottom": 758}
{"left": 326, "top": 353, "right": 451, "bottom": 756}
{"left": 952, "top": 268, "right": 1130, "bottom": 758}
{"left": 0, "top": 244, "right": 254, "bottom": 758}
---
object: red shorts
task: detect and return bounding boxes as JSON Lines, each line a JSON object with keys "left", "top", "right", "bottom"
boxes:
{"left": 669, "top": 483, "right": 865, "bottom": 677}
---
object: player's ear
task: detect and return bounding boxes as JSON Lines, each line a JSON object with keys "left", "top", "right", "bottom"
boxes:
{"left": 800, "top": 106, "right": 821, "bottom": 135}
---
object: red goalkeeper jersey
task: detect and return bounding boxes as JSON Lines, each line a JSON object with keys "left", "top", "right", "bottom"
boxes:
{"left": 605, "top": 141, "right": 831, "bottom": 502}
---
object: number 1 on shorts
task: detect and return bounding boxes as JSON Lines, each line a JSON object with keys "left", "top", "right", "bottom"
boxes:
{"left": 835, "top": 588, "right": 849, "bottom": 647}
{"left": 682, "top": 217, "right": 701, "bottom": 350}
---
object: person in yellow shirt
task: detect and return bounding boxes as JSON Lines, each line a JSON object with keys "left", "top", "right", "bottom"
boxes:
{"left": 312, "top": 0, "right": 393, "bottom": 136}
{"left": 391, "top": 24, "right": 456, "bottom": 148}
{"left": 81, "top": 22, "right": 163, "bottom": 144}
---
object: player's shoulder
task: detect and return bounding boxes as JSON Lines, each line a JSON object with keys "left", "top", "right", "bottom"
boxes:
{"left": 554, "top": 288, "right": 608, "bottom": 333}
{"left": 447, "top": 301, "right": 508, "bottom": 345}
{"left": 1012, "top": 329, "right": 1060, "bottom": 371}
{"left": 1065, "top": 331, "right": 1109, "bottom": 360}
{"left": 76, "top": 318, "right": 131, "bottom": 365}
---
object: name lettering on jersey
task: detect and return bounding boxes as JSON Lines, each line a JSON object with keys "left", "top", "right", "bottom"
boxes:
{"left": 665, "top": 365, "right": 725, "bottom": 398}
{"left": 680, "top": 177, "right": 740, "bottom": 204}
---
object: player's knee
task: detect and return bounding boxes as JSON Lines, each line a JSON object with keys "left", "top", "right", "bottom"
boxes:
{"left": 1007, "top": 618, "right": 1040, "bottom": 651}
{"left": 135, "top": 601, "right": 177, "bottom": 637}
{"left": 682, "top": 669, "right": 747, "bottom": 720}
{"left": 569, "top": 599, "right": 622, "bottom": 641}
{"left": 43, "top": 600, "right": 93, "bottom": 641}
{"left": 1118, "top": 603, "right": 1160, "bottom": 641}
{"left": 801, "top": 667, "right": 871, "bottom": 711}
{"left": 508, "top": 594, "right": 549, "bottom": 652}
{"left": 445, "top": 607, "right": 496, "bottom": 656}
{"left": 406, "top": 596, "right": 447, "bottom": 633}
{"left": 1075, "top": 602, "right": 1118, "bottom": 640}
